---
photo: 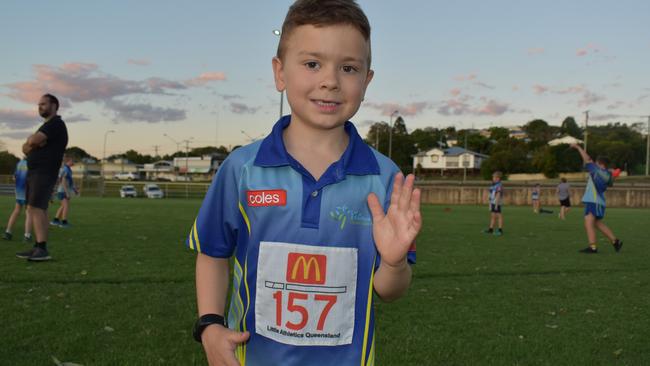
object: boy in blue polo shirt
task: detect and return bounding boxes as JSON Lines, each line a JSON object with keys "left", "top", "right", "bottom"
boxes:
{"left": 187, "top": 1, "right": 421, "bottom": 365}
{"left": 3, "top": 158, "right": 32, "bottom": 242}
{"left": 570, "top": 144, "right": 622, "bottom": 254}
{"left": 50, "top": 156, "right": 76, "bottom": 228}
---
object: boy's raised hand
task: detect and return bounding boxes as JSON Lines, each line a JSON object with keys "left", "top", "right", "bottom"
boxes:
{"left": 367, "top": 173, "right": 422, "bottom": 267}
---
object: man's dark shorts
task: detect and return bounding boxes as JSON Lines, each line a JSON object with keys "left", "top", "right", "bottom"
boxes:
{"left": 559, "top": 198, "right": 571, "bottom": 207}
{"left": 490, "top": 204, "right": 502, "bottom": 213}
{"left": 26, "top": 171, "right": 58, "bottom": 210}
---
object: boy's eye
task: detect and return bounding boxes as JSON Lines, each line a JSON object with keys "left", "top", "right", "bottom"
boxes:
{"left": 305, "top": 61, "right": 320, "bottom": 70}
{"left": 342, "top": 65, "right": 358, "bottom": 73}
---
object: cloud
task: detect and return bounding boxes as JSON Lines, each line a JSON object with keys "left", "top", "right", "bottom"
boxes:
{"left": 0, "top": 108, "right": 39, "bottom": 129}
{"left": 230, "top": 102, "right": 260, "bottom": 114}
{"left": 577, "top": 91, "right": 606, "bottom": 107}
{"left": 474, "top": 82, "right": 495, "bottom": 90}
{"left": 589, "top": 113, "right": 626, "bottom": 122}
{"left": 476, "top": 99, "right": 510, "bottom": 116}
{"left": 532, "top": 84, "right": 549, "bottom": 95}
{"left": 436, "top": 92, "right": 510, "bottom": 117}
{"left": 185, "top": 72, "right": 227, "bottom": 86}
{"left": 66, "top": 114, "right": 91, "bottom": 123}
{"left": 576, "top": 43, "right": 601, "bottom": 57}
{"left": 104, "top": 99, "right": 186, "bottom": 123}
{"left": 606, "top": 101, "right": 625, "bottom": 110}
{"left": 220, "top": 93, "right": 243, "bottom": 100}
{"left": 364, "top": 101, "right": 431, "bottom": 117}
{"left": 555, "top": 85, "right": 585, "bottom": 94}
{"left": 5, "top": 63, "right": 170, "bottom": 104}
{"left": 1, "top": 131, "right": 32, "bottom": 140}
{"left": 3, "top": 63, "right": 226, "bottom": 105}
{"left": 128, "top": 59, "right": 151, "bottom": 66}
{"left": 527, "top": 47, "right": 545, "bottom": 55}
{"left": 449, "top": 88, "right": 462, "bottom": 97}
{"left": 453, "top": 73, "right": 477, "bottom": 81}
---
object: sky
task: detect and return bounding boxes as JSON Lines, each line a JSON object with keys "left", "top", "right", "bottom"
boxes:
{"left": 1, "top": 0, "right": 648, "bottom": 158}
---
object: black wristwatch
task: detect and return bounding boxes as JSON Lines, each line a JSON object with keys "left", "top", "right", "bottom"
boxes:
{"left": 193, "top": 314, "right": 226, "bottom": 343}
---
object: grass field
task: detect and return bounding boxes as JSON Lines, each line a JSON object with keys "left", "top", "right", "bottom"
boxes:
{"left": 0, "top": 196, "right": 648, "bottom": 365}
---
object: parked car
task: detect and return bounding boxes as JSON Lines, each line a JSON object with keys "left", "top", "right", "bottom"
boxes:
{"left": 143, "top": 183, "right": 164, "bottom": 199}
{"left": 114, "top": 172, "right": 138, "bottom": 181}
{"left": 120, "top": 185, "right": 137, "bottom": 198}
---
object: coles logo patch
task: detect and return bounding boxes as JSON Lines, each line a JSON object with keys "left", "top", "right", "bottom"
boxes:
{"left": 247, "top": 189, "right": 287, "bottom": 207}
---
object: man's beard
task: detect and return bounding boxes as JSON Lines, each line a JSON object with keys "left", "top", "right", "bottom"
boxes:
{"left": 39, "top": 110, "right": 51, "bottom": 119}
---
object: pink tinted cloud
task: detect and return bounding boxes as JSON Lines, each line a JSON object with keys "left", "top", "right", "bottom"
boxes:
{"left": 0, "top": 108, "right": 39, "bottom": 129}
{"left": 477, "top": 100, "right": 510, "bottom": 116}
{"left": 449, "top": 88, "right": 462, "bottom": 97}
{"left": 128, "top": 59, "right": 151, "bottom": 66}
{"left": 185, "top": 72, "right": 227, "bottom": 86}
{"left": 576, "top": 43, "right": 601, "bottom": 57}
{"left": 532, "top": 84, "right": 549, "bottom": 95}
{"left": 527, "top": 47, "right": 545, "bottom": 55}
{"left": 364, "top": 102, "right": 430, "bottom": 117}
{"left": 453, "top": 73, "right": 477, "bottom": 82}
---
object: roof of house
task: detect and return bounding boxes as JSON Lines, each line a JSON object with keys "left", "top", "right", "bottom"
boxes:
{"left": 412, "top": 147, "right": 489, "bottom": 158}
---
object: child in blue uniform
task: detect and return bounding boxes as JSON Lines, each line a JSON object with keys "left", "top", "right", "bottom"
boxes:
{"left": 570, "top": 144, "right": 622, "bottom": 253}
{"left": 484, "top": 171, "right": 503, "bottom": 235}
{"left": 3, "top": 158, "right": 32, "bottom": 242}
{"left": 187, "top": 1, "right": 422, "bottom": 365}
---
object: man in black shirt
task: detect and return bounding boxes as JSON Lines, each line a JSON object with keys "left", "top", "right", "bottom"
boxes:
{"left": 16, "top": 94, "right": 68, "bottom": 261}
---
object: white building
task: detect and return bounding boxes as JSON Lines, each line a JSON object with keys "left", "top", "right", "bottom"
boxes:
{"left": 412, "top": 147, "right": 489, "bottom": 173}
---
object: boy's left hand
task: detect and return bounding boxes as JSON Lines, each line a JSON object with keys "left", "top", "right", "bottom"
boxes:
{"left": 367, "top": 173, "right": 422, "bottom": 267}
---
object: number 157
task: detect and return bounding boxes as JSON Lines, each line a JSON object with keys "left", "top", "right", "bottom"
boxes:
{"left": 272, "top": 291, "right": 337, "bottom": 331}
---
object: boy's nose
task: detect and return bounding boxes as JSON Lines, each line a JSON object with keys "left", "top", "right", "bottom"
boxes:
{"left": 319, "top": 68, "right": 340, "bottom": 91}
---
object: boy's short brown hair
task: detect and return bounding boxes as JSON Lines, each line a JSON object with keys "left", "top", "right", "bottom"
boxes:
{"left": 277, "top": 0, "right": 371, "bottom": 67}
{"left": 492, "top": 171, "right": 502, "bottom": 178}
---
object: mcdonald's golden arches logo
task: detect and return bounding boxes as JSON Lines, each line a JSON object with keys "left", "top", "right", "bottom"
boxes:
{"left": 286, "top": 253, "right": 327, "bottom": 285}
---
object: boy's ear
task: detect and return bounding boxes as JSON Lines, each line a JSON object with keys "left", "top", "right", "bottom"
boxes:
{"left": 272, "top": 57, "right": 286, "bottom": 92}
{"left": 361, "top": 69, "right": 374, "bottom": 101}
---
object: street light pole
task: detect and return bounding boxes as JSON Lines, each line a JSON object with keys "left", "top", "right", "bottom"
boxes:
{"left": 273, "top": 29, "right": 284, "bottom": 119}
{"left": 163, "top": 133, "right": 180, "bottom": 154}
{"left": 646, "top": 115, "right": 650, "bottom": 176}
{"left": 102, "top": 130, "right": 115, "bottom": 177}
{"left": 388, "top": 110, "right": 399, "bottom": 159}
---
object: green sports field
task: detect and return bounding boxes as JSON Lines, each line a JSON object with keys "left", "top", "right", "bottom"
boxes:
{"left": 0, "top": 196, "right": 648, "bottom": 365}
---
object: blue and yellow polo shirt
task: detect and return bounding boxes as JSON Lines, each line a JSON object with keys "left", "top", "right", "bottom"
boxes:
{"left": 187, "top": 116, "right": 415, "bottom": 366}
{"left": 14, "top": 159, "right": 28, "bottom": 201}
{"left": 581, "top": 162, "right": 611, "bottom": 207}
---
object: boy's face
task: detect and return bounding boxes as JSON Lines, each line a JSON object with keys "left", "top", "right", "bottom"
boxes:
{"left": 492, "top": 175, "right": 500, "bottom": 183}
{"left": 273, "top": 24, "right": 373, "bottom": 131}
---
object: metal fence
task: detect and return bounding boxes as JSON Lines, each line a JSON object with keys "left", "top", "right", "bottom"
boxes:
{"left": 0, "top": 175, "right": 211, "bottom": 199}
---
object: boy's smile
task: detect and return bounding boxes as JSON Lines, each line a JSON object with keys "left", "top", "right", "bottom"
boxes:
{"left": 273, "top": 24, "right": 373, "bottom": 131}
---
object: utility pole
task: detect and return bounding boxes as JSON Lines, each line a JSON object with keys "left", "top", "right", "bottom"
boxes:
{"left": 463, "top": 129, "right": 468, "bottom": 183}
{"left": 152, "top": 145, "right": 160, "bottom": 159}
{"left": 583, "top": 110, "right": 589, "bottom": 153}
{"left": 646, "top": 115, "right": 650, "bottom": 176}
{"left": 182, "top": 139, "right": 192, "bottom": 198}
{"left": 388, "top": 110, "right": 399, "bottom": 159}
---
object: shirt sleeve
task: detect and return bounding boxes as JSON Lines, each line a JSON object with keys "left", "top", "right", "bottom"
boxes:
{"left": 38, "top": 119, "right": 61, "bottom": 140}
{"left": 186, "top": 156, "right": 241, "bottom": 258}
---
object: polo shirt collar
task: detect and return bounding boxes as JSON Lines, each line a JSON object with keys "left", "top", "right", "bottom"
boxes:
{"left": 254, "top": 115, "right": 379, "bottom": 176}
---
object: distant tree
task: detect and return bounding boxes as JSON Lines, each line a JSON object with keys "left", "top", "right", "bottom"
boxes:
{"left": 364, "top": 121, "right": 391, "bottom": 154}
{"left": 488, "top": 127, "right": 510, "bottom": 141}
{"left": 560, "top": 116, "right": 582, "bottom": 138}
{"left": 481, "top": 138, "right": 532, "bottom": 178}
{"left": 65, "top": 146, "right": 97, "bottom": 161}
{"left": 190, "top": 146, "right": 229, "bottom": 157}
{"left": 410, "top": 127, "right": 443, "bottom": 152}
{"left": 523, "top": 119, "right": 559, "bottom": 148}
{"left": 457, "top": 130, "right": 491, "bottom": 154}
{"left": 0, "top": 151, "right": 19, "bottom": 174}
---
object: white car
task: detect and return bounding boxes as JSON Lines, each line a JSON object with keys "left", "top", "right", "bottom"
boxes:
{"left": 143, "top": 184, "right": 164, "bottom": 199}
{"left": 114, "top": 172, "right": 137, "bottom": 181}
{"left": 120, "top": 185, "right": 137, "bottom": 198}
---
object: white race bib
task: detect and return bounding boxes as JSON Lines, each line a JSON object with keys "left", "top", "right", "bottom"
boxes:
{"left": 255, "top": 241, "right": 358, "bottom": 346}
